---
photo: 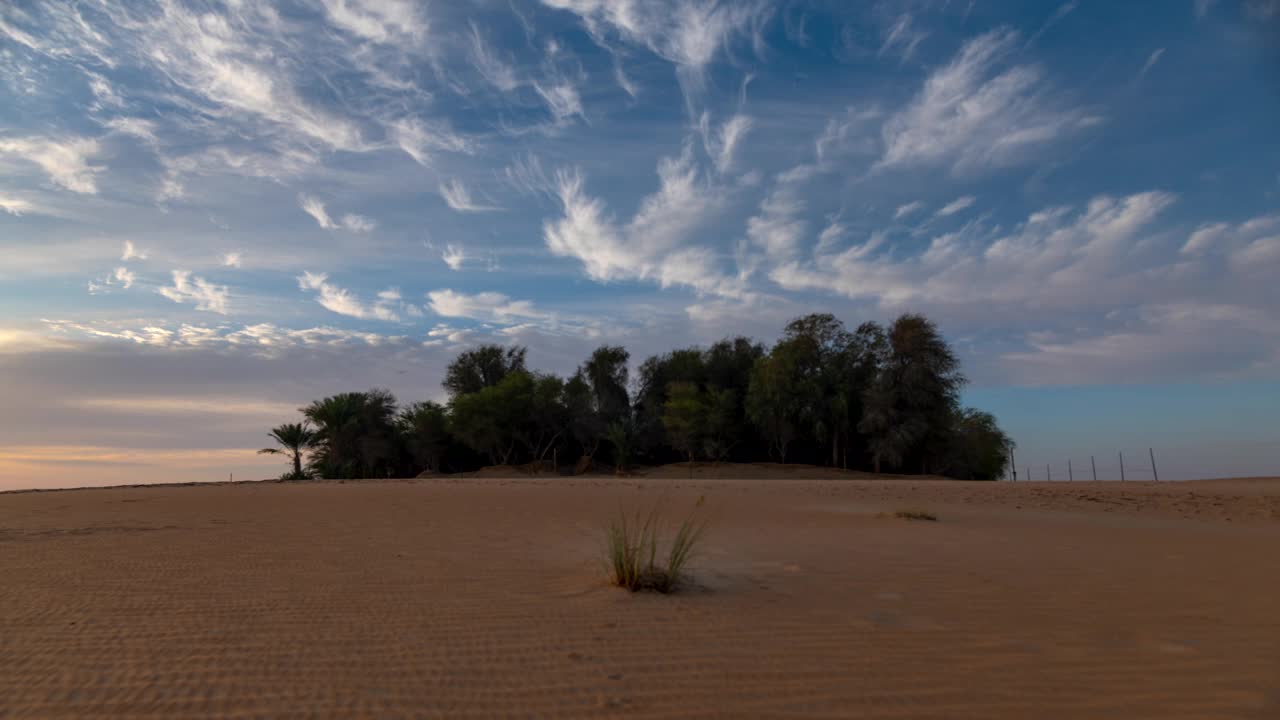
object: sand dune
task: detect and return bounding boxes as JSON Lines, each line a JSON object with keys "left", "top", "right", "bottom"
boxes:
{"left": 2, "top": 476, "right": 1278, "bottom": 718}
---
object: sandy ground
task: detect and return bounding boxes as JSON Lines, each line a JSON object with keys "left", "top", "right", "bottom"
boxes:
{"left": 2, "top": 475, "right": 1278, "bottom": 718}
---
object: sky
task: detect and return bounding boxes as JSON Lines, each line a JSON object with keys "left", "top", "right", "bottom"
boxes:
{"left": 1, "top": 0, "right": 1278, "bottom": 489}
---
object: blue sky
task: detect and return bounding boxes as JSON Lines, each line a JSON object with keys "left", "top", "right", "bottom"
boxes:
{"left": 1, "top": 0, "right": 1278, "bottom": 488}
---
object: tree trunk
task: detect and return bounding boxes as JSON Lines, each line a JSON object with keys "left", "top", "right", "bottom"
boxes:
{"left": 292, "top": 451, "right": 302, "bottom": 478}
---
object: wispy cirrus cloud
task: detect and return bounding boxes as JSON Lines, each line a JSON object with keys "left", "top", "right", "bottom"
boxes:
{"left": 0, "top": 136, "right": 104, "bottom": 194}
{"left": 439, "top": 179, "right": 500, "bottom": 212}
{"left": 158, "top": 271, "right": 231, "bottom": 314}
{"left": 297, "top": 272, "right": 401, "bottom": 321}
{"left": 879, "top": 28, "right": 1100, "bottom": 174}
{"left": 298, "top": 195, "right": 376, "bottom": 232}
{"left": 426, "top": 289, "right": 548, "bottom": 323}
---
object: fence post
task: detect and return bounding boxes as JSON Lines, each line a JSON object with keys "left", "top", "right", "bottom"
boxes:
{"left": 1149, "top": 448, "right": 1159, "bottom": 482}
{"left": 1009, "top": 444, "right": 1017, "bottom": 481}
{"left": 1047, "top": 463, "right": 1051, "bottom": 482}
{"left": 1119, "top": 451, "right": 1125, "bottom": 482}
{"left": 1068, "top": 459, "right": 1073, "bottom": 481}
{"left": 1091, "top": 455, "right": 1097, "bottom": 481}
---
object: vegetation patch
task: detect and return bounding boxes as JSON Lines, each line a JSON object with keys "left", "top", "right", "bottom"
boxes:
{"left": 606, "top": 499, "right": 708, "bottom": 593}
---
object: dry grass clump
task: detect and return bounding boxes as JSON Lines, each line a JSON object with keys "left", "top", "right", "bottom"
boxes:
{"left": 606, "top": 498, "right": 708, "bottom": 593}
{"left": 880, "top": 509, "right": 938, "bottom": 522}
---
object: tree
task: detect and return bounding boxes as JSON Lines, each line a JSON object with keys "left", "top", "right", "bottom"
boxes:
{"left": 634, "top": 348, "right": 705, "bottom": 460}
{"left": 662, "top": 381, "right": 706, "bottom": 471}
{"left": 605, "top": 420, "right": 633, "bottom": 475}
{"left": 565, "top": 346, "right": 631, "bottom": 464}
{"left": 304, "top": 390, "right": 399, "bottom": 479}
{"left": 398, "top": 401, "right": 449, "bottom": 474}
{"left": 449, "top": 371, "right": 533, "bottom": 466}
{"left": 258, "top": 422, "right": 314, "bottom": 479}
{"left": 942, "top": 408, "right": 1013, "bottom": 480}
{"left": 745, "top": 346, "right": 803, "bottom": 463}
{"left": 443, "top": 345, "right": 527, "bottom": 398}
{"left": 702, "top": 387, "right": 738, "bottom": 463}
{"left": 524, "top": 373, "right": 568, "bottom": 464}
{"left": 859, "top": 314, "right": 964, "bottom": 474}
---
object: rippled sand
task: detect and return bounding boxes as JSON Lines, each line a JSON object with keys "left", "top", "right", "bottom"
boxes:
{"left": 2, "top": 475, "right": 1278, "bottom": 718}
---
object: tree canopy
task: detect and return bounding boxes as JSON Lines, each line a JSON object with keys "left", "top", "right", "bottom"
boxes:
{"left": 267, "top": 312, "right": 1013, "bottom": 481}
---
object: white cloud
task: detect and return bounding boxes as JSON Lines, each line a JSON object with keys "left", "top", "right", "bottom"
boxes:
{"left": 878, "top": 13, "right": 927, "bottom": 61}
{"left": 699, "top": 113, "right": 752, "bottom": 173}
{"left": 390, "top": 117, "right": 473, "bottom": 166}
{"left": 158, "top": 271, "right": 231, "bottom": 314}
{"left": 426, "top": 289, "right": 547, "bottom": 323}
{"left": 543, "top": 147, "right": 743, "bottom": 296}
{"left": 222, "top": 252, "right": 242, "bottom": 268}
{"left": 0, "top": 195, "right": 34, "bottom": 216}
{"left": 542, "top": 0, "right": 769, "bottom": 109}
{"left": 469, "top": 21, "right": 519, "bottom": 91}
{"left": 441, "top": 244, "right": 468, "bottom": 270}
{"left": 1022, "top": 1, "right": 1079, "bottom": 50}
{"left": 319, "top": 0, "right": 426, "bottom": 44}
{"left": 121, "top": 240, "right": 147, "bottom": 261}
{"left": 103, "top": 117, "right": 157, "bottom": 143}
{"left": 879, "top": 28, "right": 1098, "bottom": 174}
{"left": 340, "top": 213, "right": 376, "bottom": 233}
{"left": 936, "top": 196, "right": 977, "bottom": 217}
{"left": 771, "top": 191, "right": 1179, "bottom": 312}
{"left": 0, "top": 136, "right": 104, "bottom": 194}
{"left": 1136, "top": 48, "right": 1165, "bottom": 83}
{"left": 297, "top": 272, "right": 399, "bottom": 321}
{"left": 439, "top": 179, "right": 500, "bottom": 212}
{"left": 299, "top": 195, "right": 375, "bottom": 232}
{"left": 895, "top": 201, "right": 924, "bottom": 219}
{"left": 534, "top": 81, "right": 585, "bottom": 122}
{"left": 112, "top": 267, "right": 135, "bottom": 289}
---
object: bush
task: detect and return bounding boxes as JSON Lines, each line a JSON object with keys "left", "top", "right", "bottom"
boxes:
{"left": 606, "top": 499, "right": 707, "bottom": 593}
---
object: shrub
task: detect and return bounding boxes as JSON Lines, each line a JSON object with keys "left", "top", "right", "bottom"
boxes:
{"left": 606, "top": 499, "right": 707, "bottom": 593}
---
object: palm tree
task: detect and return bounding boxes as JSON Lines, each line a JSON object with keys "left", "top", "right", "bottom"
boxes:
{"left": 258, "top": 422, "right": 315, "bottom": 479}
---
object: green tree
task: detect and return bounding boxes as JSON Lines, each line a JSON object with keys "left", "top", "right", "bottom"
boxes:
{"left": 859, "top": 314, "right": 964, "bottom": 474}
{"left": 398, "top": 401, "right": 449, "bottom": 474}
{"left": 942, "top": 408, "right": 1013, "bottom": 480}
{"left": 449, "top": 371, "right": 533, "bottom": 465}
{"left": 304, "top": 390, "right": 399, "bottom": 478}
{"left": 605, "top": 420, "right": 633, "bottom": 475}
{"left": 745, "top": 345, "right": 803, "bottom": 463}
{"left": 258, "top": 422, "right": 314, "bottom": 479}
{"left": 524, "top": 373, "right": 568, "bottom": 464}
{"left": 443, "top": 344, "right": 527, "bottom": 398}
{"left": 702, "top": 387, "right": 738, "bottom": 462}
{"left": 662, "top": 381, "right": 706, "bottom": 466}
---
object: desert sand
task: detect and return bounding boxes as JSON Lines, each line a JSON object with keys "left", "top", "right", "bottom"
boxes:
{"left": 2, "top": 471, "right": 1278, "bottom": 718}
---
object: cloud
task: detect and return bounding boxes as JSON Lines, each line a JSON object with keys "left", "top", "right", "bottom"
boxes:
{"left": 895, "top": 201, "right": 924, "bottom": 219}
{"left": 1022, "top": 1, "right": 1079, "bottom": 50}
{"left": 0, "top": 195, "right": 34, "bottom": 216}
{"left": 699, "top": 113, "right": 753, "bottom": 173}
{"left": 542, "top": 0, "right": 770, "bottom": 109}
{"left": 0, "top": 136, "right": 104, "bottom": 193}
{"left": 534, "top": 81, "right": 585, "bottom": 122}
{"left": 112, "top": 267, "right": 135, "bottom": 289}
{"left": 297, "top": 272, "right": 400, "bottom": 321}
{"left": 771, "top": 191, "right": 1179, "bottom": 312}
{"left": 158, "top": 271, "right": 231, "bottom": 314}
{"left": 879, "top": 28, "right": 1099, "bottom": 174}
{"left": 222, "top": 252, "right": 243, "bottom": 268}
{"left": 390, "top": 117, "right": 473, "bottom": 166}
{"left": 469, "top": 21, "right": 519, "bottom": 91}
{"left": 543, "top": 147, "right": 743, "bottom": 296}
{"left": 299, "top": 195, "right": 375, "bottom": 232}
{"left": 121, "top": 240, "right": 147, "bottom": 261}
{"left": 426, "top": 289, "right": 548, "bottom": 323}
{"left": 441, "top": 244, "right": 468, "bottom": 270}
{"left": 319, "top": 0, "right": 426, "bottom": 44}
{"left": 1136, "top": 48, "right": 1166, "bottom": 83}
{"left": 936, "top": 196, "right": 977, "bottom": 217}
{"left": 439, "top": 179, "right": 500, "bottom": 212}
{"left": 878, "top": 13, "right": 927, "bottom": 61}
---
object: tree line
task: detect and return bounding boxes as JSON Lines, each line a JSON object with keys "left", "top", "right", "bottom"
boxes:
{"left": 260, "top": 313, "right": 1014, "bottom": 481}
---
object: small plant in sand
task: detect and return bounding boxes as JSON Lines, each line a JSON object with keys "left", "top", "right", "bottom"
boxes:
{"left": 884, "top": 509, "right": 938, "bottom": 522}
{"left": 606, "top": 498, "right": 708, "bottom": 593}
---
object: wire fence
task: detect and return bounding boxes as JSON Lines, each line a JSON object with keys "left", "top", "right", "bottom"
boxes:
{"left": 1006, "top": 447, "right": 1160, "bottom": 481}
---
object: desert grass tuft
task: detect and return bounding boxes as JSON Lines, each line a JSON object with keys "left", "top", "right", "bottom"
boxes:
{"left": 881, "top": 509, "right": 938, "bottom": 522}
{"left": 606, "top": 498, "right": 708, "bottom": 593}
